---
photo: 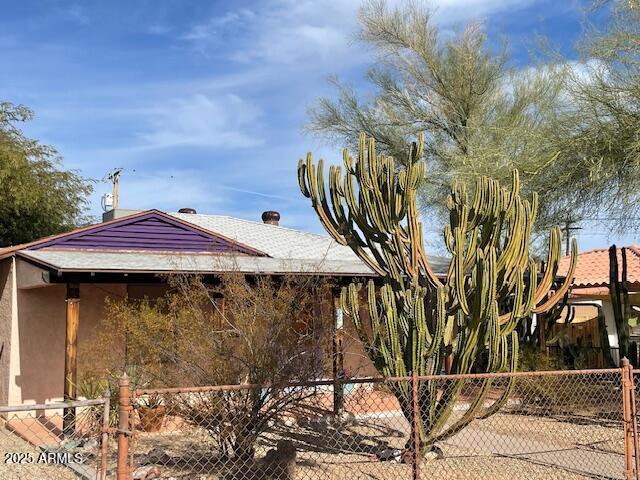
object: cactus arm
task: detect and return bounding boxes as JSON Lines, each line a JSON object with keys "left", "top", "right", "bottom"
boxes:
{"left": 478, "top": 331, "right": 519, "bottom": 419}
{"left": 534, "top": 238, "right": 578, "bottom": 313}
{"left": 533, "top": 227, "right": 563, "bottom": 305}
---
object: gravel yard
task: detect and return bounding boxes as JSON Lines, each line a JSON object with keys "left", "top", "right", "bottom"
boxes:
{"left": 0, "top": 426, "right": 79, "bottom": 480}
{"left": 130, "top": 410, "right": 625, "bottom": 479}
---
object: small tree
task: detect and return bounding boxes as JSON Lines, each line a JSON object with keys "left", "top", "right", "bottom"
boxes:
{"left": 298, "top": 133, "right": 577, "bottom": 452}
{"left": 83, "top": 273, "right": 332, "bottom": 460}
{"left": 0, "top": 101, "right": 92, "bottom": 245}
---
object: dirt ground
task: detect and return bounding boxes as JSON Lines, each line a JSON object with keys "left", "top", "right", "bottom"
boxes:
{"left": 8, "top": 388, "right": 614, "bottom": 479}
{"left": 129, "top": 410, "right": 625, "bottom": 479}
{"left": 0, "top": 427, "right": 79, "bottom": 480}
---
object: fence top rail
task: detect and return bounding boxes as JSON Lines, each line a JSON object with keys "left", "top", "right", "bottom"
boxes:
{"left": 134, "top": 367, "right": 622, "bottom": 397}
{"left": 0, "top": 398, "right": 106, "bottom": 413}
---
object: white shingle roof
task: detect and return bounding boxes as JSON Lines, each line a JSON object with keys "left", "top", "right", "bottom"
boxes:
{"left": 170, "top": 212, "right": 362, "bottom": 263}
{"left": 15, "top": 210, "right": 450, "bottom": 276}
{"left": 20, "top": 250, "right": 373, "bottom": 276}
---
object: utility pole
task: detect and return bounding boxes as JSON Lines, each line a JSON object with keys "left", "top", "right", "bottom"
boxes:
{"left": 563, "top": 216, "right": 582, "bottom": 255}
{"left": 106, "top": 168, "right": 124, "bottom": 209}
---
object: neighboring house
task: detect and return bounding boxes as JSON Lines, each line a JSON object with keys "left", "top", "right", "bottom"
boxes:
{"left": 557, "top": 246, "right": 640, "bottom": 367}
{"left": 0, "top": 207, "right": 450, "bottom": 406}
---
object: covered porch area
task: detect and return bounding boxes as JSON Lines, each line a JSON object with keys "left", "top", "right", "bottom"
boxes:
{"left": 2, "top": 253, "right": 376, "bottom": 421}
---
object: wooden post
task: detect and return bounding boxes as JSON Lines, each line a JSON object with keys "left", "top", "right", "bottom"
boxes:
{"left": 117, "top": 373, "right": 131, "bottom": 480}
{"left": 332, "top": 292, "right": 344, "bottom": 417}
{"left": 63, "top": 283, "right": 80, "bottom": 437}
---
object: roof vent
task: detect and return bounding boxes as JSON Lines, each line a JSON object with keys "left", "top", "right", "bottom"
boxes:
{"left": 261, "top": 211, "right": 280, "bottom": 226}
{"left": 178, "top": 208, "right": 197, "bottom": 214}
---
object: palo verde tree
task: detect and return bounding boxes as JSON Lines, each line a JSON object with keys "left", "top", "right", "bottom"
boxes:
{"left": 308, "top": 0, "right": 574, "bottom": 233}
{"left": 556, "top": 0, "right": 640, "bottom": 232}
{"left": 298, "top": 133, "right": 577, "bottom": 450}
{"left": 309, "top": 0, "right": 640, "bottom": 236}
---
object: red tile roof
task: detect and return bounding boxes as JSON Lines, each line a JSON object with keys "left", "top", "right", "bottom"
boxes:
{"left": 558, "top": 246, "right": 640, "bottom": 293}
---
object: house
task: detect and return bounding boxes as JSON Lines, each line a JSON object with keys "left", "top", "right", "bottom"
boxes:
{"left": 556, "top": 246, "right": 640, "bottom": 367}
{"left": 0, "top": 207, "right": 450, "bottom": 407}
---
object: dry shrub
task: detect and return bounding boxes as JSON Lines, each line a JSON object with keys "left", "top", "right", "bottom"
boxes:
{"left": 82, "top": 273, "right": 333, "bottom": 459}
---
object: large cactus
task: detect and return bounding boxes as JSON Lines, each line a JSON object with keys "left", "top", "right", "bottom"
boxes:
{"left": 298, "top": 133, "right": 577, "bottom": 449}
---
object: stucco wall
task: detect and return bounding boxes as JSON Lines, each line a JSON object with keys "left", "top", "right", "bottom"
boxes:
{"left": 319, "top": 288, "right": 377, "bottom": 378}
{"left": 341, "top": 313, "right": 378, "bottom": 377}
{"left": 10, "top": 264, "right": 126, "bottom": 404}
{"left": 3, "top": 271, "right": 381, "bottom": 404}
{"left": 0, "top": 258, "right": 14, "bottom": 405}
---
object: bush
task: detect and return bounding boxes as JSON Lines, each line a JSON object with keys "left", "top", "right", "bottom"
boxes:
{"left": 82, "top": 273, "right": 332, "bottom": 459}
{"left": 518, "top": 346, "right": 560, "bottom": 372}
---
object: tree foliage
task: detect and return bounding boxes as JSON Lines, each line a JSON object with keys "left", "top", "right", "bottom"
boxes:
{"left": 559, "top": 0, "right": 640, "bottom": 230}
{"left": 307, "top": 0, "right": 640, "bottom": 234}
{"left": 0, "top": 101, "right": 92, "bottom": 246}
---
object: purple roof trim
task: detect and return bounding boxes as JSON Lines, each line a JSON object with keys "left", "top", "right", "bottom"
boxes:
{"left": 28, "top": 212, "right": 266, "bottom": 256}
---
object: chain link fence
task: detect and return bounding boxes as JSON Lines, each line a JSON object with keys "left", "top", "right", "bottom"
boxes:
{"left": 0, "top": 368, "right": 631, "bottom": 479}
{"left": 122, "top": 368, "right": 631, "bottom": 480}
{"left": 0, "top": 396, "right": 112, "bottom": 479}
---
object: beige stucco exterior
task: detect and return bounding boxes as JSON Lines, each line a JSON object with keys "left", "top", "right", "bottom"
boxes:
{"left": 0, "top": 257, "right": 131, "bottom": 405}
{"left": 0, "top": 258, "right": 14, "bottom": 405}
{"left": 0, "top": 256, "right": 379, "bottom": 406}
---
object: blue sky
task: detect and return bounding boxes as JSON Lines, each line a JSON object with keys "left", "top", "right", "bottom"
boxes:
{"left": 1, "top": 0, "right": 635, "bottom": 253}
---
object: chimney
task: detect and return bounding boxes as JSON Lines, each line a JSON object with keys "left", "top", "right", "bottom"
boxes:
{"left": 261, "top": 211, "right": 280, "bottom": 226}
{"left": 178, "top": 208, "right": 197, "bottom": 214}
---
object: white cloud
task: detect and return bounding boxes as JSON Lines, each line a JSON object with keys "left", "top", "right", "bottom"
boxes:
{"left": 231, "top": 23, "right": 347, "bottom": 64}
{"left": 431, "top": 0, "right": 532, "bottom": 8}
{"left": 182, "top": 0, "right": 538, "bottom": 66}
{"left": 182, "top": 9, "right": 257, "bottom": 42}
{"left": 146, "top": 24, "right": 172, "bottom": 35}
{"left": 29, "top": 0, "right": 548, "bottom": 224}
{"left": 569, "top": 58, "right": 607, "bottom": 83}
{"left": 182, "top": 1, "right": 359, "bottom": 65}
{"left": 137, "top": 93, "right": 263, "bottom": 149}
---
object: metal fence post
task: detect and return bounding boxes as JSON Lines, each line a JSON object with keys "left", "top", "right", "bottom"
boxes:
{"left": 332, "top": 292, "right": 344, "bottom": 417}
{"left": 411, "top": 370, "right": 420, "bottom": 480}
{"left": 624, "top": 359, "right": 640, "bottom": 480}
{"left": 117, "top": 373, "right": 131, "bottom": 480}
{"left": 628, "top": 364, "right": 640, "bottom": 480}
{"left": 622, "top": 358, "right": 636, "bottom": 480}
{"left": 130, "top": 390, "right": 137, "bottom": 476}
{"left": 99, "top": 390, "right": 111, "bottom": 480}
